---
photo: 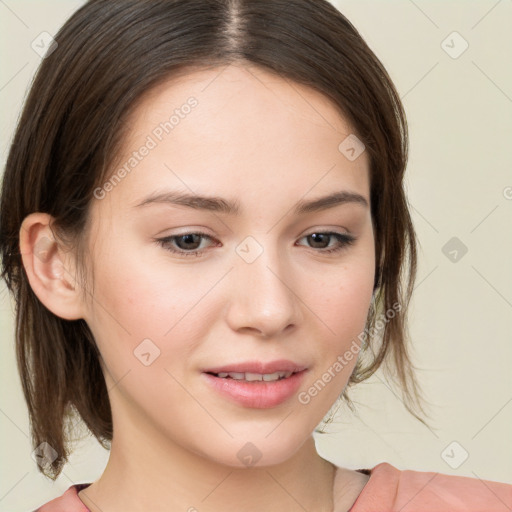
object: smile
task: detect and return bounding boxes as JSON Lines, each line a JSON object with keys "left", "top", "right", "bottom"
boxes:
{"left": 202, "top": 364, "right": 308, "bottom": 409}
{"left": 209, "top": 371, "right": 294, "bottom": 382}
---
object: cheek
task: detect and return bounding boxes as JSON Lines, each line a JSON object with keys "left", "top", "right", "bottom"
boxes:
{"left": 324, "top": 275, "right": 371, "bottom": 324}
{"left": 298, "top": 255, "right": 374, "bottom": 396}
{"left": 307, "top": 257, "right": 374, "bottom": 344}
{"left": 84, "top": 262, "right": 205, "bottom": 428}
{"left": 85, "top": 253, "right": 225, "bottom": 379}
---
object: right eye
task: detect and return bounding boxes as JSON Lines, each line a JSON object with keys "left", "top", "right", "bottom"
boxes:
{"left": 156, "top": 232, "right": 218, "bottom": 257}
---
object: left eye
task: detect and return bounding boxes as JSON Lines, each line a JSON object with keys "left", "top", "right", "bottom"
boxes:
{"left": 156, "top": 231, "right": 356, "bottom": 258}
{"left": 297, "top": 232, "right": 356, "bottom": 253}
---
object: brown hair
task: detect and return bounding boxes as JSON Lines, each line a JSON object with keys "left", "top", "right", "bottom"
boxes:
{"left": 0, "top": 0, "right": 427, "bottom": 480}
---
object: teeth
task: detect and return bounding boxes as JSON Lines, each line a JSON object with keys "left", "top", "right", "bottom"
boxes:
{"left": 228, "top": 372, "right": 245, "bottom": 380}
{"left": 245, "top": 372, "right": 263, "bottom": 381}
{"left": 215, "top": 371, "right": 293, "bottom": 381}
{"left": 263, "top": 371, "right": 292, "bottom": 381}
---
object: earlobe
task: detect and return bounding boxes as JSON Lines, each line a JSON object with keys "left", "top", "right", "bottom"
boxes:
{"left": 19, "top": 212, "right": 85, "bottom": 321}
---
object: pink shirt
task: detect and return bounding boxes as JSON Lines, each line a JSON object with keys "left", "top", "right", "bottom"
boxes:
{"left": 34, "top": 462, "right": 512, "bottom": 511}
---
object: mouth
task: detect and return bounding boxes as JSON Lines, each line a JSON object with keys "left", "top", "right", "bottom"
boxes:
{"left": 201, "top": 361, "right": 308, "bottom": 408}
{"left": 203, "top": 359, "right": 307, "bottom": 376}
{"left": 205, "top": 370, "right": 297, "bottom": 382}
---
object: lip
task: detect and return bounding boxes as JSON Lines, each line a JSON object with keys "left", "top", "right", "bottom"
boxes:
{"left": 203, "top": 359, "right": 307, "bottom": 375}
{"left": 202, "top": 360, "right": 308, "bottom": 409}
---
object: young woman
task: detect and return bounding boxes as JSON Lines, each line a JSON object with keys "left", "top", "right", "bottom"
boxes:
{"left": 1, "top": 1, "right": 510, "bottom": 511}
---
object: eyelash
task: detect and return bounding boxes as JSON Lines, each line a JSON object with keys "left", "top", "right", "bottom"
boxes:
{"left": 155, "top": 231, "right": 356, "bottom": 258}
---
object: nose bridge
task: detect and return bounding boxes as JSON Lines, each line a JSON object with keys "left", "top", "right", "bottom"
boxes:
{"left": 227, "top": 234, "right": 300, "bottom": 336}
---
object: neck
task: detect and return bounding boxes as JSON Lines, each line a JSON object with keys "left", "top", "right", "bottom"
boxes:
{"left": 79, "top": 422, "right": 336, "bottom": 512}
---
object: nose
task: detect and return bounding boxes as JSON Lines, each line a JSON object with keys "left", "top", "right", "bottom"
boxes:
{"left": 224, "top": 239, "right": 302, "bottom": 339}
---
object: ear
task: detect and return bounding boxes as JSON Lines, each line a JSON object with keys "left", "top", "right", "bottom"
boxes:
{"left": 19, "top": 212, "right": 86, "bottom": 321}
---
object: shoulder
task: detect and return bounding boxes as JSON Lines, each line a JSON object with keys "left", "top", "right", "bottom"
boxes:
{"left": 33, "top": 484, "right": 91, "bottom": 512}
{"left": 347, "top": 462, "right": 512, "bottom": 512}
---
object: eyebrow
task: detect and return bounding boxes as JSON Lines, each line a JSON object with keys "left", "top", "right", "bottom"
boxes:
{"left": 133, "top": 189, "right": 369, "bottom": 215}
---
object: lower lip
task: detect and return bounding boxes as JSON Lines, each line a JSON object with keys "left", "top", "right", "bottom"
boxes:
{"left": 202, "top": 370, "right": 307, "bottom": 408}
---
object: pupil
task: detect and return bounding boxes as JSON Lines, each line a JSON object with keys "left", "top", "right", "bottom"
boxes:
{"left": 309, "top": 233, "right": 328, "bottom": 248}
{"left": 177, "top": 234, "right": 201, "bottom": 250}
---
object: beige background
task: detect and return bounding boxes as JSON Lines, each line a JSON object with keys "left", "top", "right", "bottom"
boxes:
{"left": 1, "top": 1, "right": 511, "bottom": 510}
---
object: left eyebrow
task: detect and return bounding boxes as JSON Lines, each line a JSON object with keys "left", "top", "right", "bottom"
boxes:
{"left": 132, "top": 190, "right": 369, "bottom": 215}
{"left": 294, "top": 191, "right": 369, "bottom": 214}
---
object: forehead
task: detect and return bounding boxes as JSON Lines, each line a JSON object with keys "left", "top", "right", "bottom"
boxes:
{"left": 98, "top": 63, "right": 370, "bottom": 214}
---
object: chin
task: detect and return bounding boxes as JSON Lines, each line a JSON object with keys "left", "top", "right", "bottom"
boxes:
{"left": 188, "top": 426, "right": 312, "bottom": 470}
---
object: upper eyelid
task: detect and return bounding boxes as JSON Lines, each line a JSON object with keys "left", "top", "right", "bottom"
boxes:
{"left": 161, "top": 225, "right": 352, "bottom": 237}
{"left": 161, "top": 229, "right": 351, "bottom": 240}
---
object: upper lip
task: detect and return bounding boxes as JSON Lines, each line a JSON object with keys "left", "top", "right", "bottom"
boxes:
{"left": 204, "top": 360, "right": 307, "bottom": 375}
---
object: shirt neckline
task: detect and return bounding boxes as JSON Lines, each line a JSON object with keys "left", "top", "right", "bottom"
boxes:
{"left": 73, "top": 465, "right": 380, "bottom": 511}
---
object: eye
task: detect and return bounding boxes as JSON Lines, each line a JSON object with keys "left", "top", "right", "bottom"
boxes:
{"left": 156, "top": 230, "right": 356, "bottom": 258}
{"left": 296, "top": 231, "right": 356, "bottom": 254}
{"left": 156, "top": 232, "right": 217, "bottom": 257}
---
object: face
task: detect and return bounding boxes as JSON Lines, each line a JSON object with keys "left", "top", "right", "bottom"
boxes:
{"left": 81, "top": 63, "right": 375, "bottom": 467}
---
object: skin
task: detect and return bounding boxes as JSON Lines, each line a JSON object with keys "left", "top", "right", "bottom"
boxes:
{"left": 20, "top": 63, "right": 374, "bottom": 511}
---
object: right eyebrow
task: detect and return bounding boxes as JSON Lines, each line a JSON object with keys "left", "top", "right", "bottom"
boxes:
{"left": 133, "top": 190, "right": 241, "bottom": 214}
